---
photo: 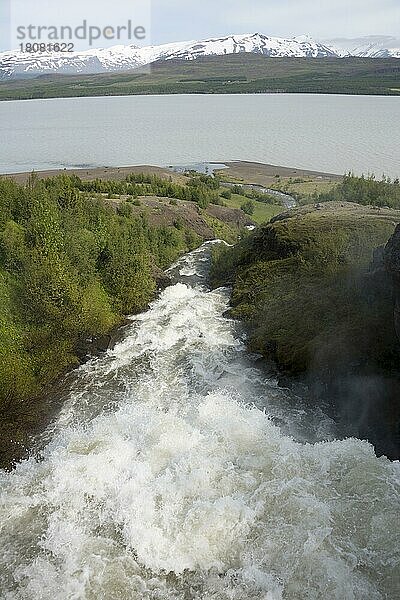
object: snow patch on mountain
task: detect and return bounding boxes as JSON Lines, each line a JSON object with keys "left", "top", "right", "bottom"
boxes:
{"left": 325, "top": 35, "right": 400, "bottom": 59}
{"left": 0, "top": 32, "right": 397, "bottom": 81}
{"left": 355, "top": 46, "right": 400, "bottom": 59}
{"left": 161, "top": 33, "right": 338, "bottom": 60}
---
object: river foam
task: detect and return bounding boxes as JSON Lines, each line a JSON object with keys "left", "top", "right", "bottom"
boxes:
{"left": 1, "top": 243, "right": 399, "bottom": 599}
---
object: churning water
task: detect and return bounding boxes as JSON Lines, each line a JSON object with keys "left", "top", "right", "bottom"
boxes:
{"left": 1, "top": 243, "right": 399, "bottom": 599}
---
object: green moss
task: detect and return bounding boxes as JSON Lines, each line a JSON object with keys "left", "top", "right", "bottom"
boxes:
{"left": 212, "top": 202, "right": 400, "bottom": 374}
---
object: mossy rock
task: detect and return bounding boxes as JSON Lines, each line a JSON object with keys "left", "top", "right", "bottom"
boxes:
{"left": 212, "top": 201, "right": 400, "bottom": 374}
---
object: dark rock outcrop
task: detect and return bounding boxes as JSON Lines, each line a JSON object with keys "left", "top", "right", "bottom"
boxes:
{"left": 152, "top": 266, "right": 173, "bottom": 291}
{"left": 384, "top": 224, "right": 400, "bottom": 342}
{"left": 214, "top": 202, "right": 400, "bottom": 459}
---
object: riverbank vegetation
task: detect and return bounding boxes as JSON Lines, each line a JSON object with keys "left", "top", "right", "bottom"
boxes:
{"left": 270, "top": 173, "right": 400, "bottom": 208}
{"left": 307, "top": 173, "right": 400, "bottom": 208}
{"left": 0, "top": 175, "right": 185, "bottom": 403}
{"left": 216, "top": 162, "right": 341, "bottom": 202}
{"left": 0, "top": 172, "right": 250, "bottom": 465}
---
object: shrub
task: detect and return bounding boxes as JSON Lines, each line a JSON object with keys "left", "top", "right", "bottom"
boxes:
{"left": 220, "top": 189, "right": 232, "bottom": 200}
{"left": 315, "top": 173, "right": 400, "bottom": 209}
{"left": 241, "top": 200, "right": 255, "bottom": 215}
{"left": 117, "top": 202, "right": 133, "bottom": 217}
{"left": 231, "top": 184, "right": 245, "bottom": 195}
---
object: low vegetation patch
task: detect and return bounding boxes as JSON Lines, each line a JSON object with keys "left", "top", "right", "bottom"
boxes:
{"left": 301, "top": 173, "right": 400, "bottom": 209}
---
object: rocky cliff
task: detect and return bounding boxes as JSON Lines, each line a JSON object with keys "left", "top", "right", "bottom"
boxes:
{"left": 211, "top": 202, "right": 400, "bottom": 458}
{"left": 385, "top": 224, "right": 400, "bottom": 342}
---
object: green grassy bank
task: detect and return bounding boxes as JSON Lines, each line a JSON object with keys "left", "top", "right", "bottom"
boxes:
{"left": 0, "top": 171, "right": 250, "bottom": 467}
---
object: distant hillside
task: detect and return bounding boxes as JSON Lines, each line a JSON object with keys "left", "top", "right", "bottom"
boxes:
{"left": 0, "top": 55, "right": 399, "bottom": 100}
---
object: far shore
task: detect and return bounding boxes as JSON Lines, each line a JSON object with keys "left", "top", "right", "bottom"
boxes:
{"left": 2, "top": 160, "right": 342, "bottom": 186}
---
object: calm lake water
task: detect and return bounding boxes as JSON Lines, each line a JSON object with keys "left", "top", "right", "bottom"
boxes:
{"left": 0, "top": 94, "right": 399, "bottom": 177}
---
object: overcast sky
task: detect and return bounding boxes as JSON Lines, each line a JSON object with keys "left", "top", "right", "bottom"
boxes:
{"left": 151, "top": 0, "right": 400, "bottom": 44}
{"left": 1, "top": 0, "right": 399, "bottom": 51}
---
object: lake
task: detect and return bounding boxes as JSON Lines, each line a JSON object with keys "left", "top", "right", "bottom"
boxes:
{"left": 0, "top": 93, "right": 399, "bottom": 177}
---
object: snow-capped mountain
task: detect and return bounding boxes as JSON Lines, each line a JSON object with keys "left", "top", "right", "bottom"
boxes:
{"left": 354, "top": 46, "right": 400, "bottom": 59}
{"left": 0, "top": 45, "right": 141, "bottom": 80}
{"left": 0, "top": 33, "right": 341, "bottom": 80}
{"left": 159, "top": 33, "right": 339, "bottom": 60}
{"left": 0, "top": 32, "right": 397, "bottom": 81}
{"left": 325, "top": 36, "right": 400, "bottom": 59}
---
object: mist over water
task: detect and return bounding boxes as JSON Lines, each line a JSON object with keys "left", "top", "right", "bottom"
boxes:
{"left": 1, "top": 243, "right": 399, "bottom": 599}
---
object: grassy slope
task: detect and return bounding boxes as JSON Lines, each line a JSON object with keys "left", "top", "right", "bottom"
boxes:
{"left": 1, "top": 56, "right": 400, "bottom": 100}
{"left": 269, "top": 179, "right": 338, "bottom": 198}
{"left": 124, "top": 195, "right": 253, "bottom": 243}
{"left": 219, "top": 172, "right": 338, "bottom": 199}
{"left": 211, "top": 202, "right": 400, "bottom": 374}
{"left": 220, "top": 193, "right": 282, "bottom": 223}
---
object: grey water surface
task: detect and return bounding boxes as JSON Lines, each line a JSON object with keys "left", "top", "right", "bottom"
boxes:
{"left": 0, "top": 94, "right": 399, "bottom": 177}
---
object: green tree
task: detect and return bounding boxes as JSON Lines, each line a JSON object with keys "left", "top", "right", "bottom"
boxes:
{"left": 241, "top": 199, "right": 255, "bottom": 215}
{"left": 220, "top": 189, "right": 232, "bottom": 200}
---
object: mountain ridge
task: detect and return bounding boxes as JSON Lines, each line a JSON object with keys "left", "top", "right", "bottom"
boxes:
{"left": 0, "top": 33, "right": 342, "bottom": 80}
{"left": 325, "top": 35, "right": 400, "bottom": 59}
{"left": 0, "top": 32, "right": 398, "bottom": 81}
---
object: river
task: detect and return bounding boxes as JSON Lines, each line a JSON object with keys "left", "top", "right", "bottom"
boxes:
{"left": 0, "top": 242, "right": 399, "bottom": 599}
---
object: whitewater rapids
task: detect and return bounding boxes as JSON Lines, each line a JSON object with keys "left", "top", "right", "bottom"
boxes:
{"left": 0, "top": 242, "right": 399, "bottom": 599}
